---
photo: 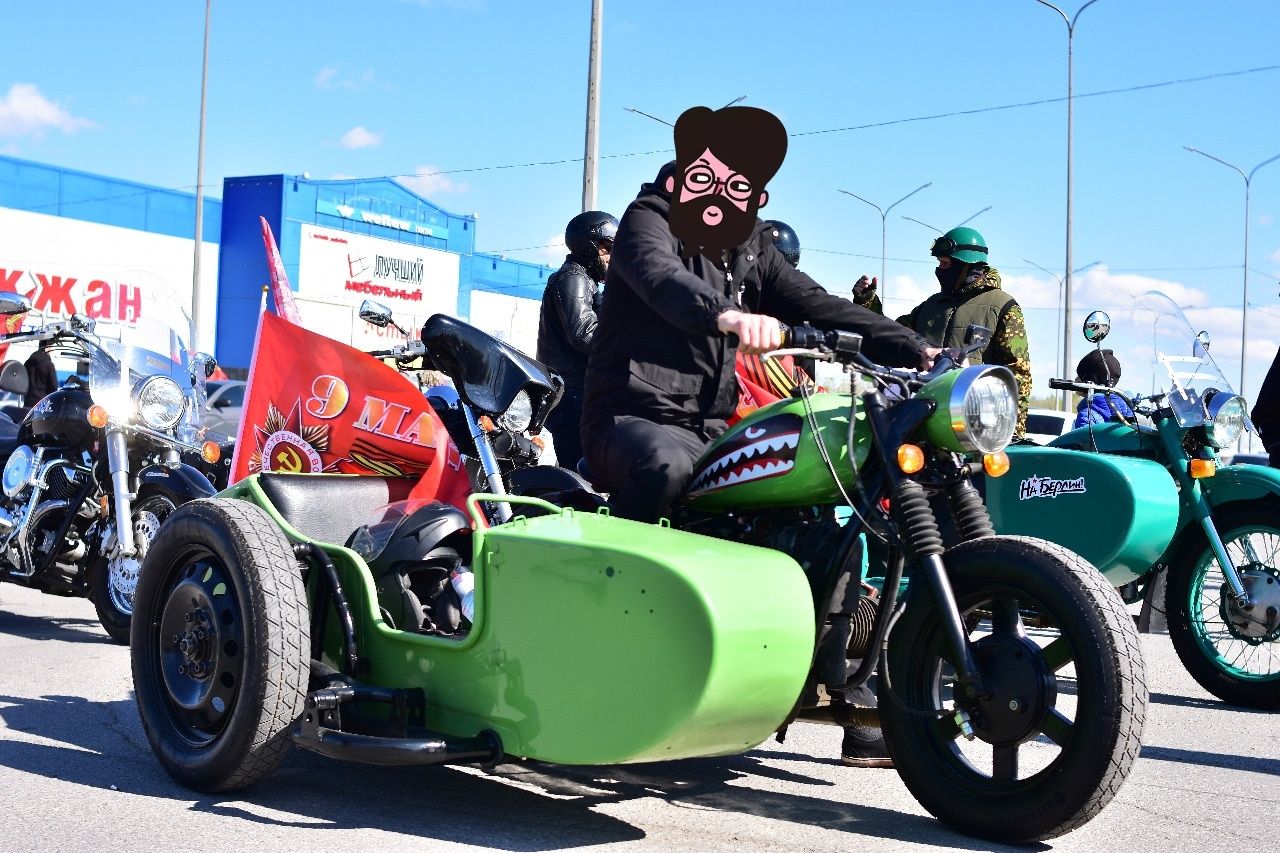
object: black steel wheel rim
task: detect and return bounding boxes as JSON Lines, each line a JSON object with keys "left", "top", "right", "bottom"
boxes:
{"left": 154, "top": 550, "right": 245, "bottom": 747}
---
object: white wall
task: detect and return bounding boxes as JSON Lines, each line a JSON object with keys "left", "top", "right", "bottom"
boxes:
{"left": 467, "top": 290, "right": 542, "bottom": 357}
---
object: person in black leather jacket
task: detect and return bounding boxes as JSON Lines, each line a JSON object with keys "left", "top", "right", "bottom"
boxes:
{"left": 23, "top": 339, "right": 58, "bottom": 408}
{"left": 581, "top": 162, "right": 935, "bottom": 524}
{"left": 536, "top": 210, "right": 619, "bottom": 468}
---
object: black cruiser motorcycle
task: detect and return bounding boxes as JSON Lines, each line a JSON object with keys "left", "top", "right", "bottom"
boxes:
{"left": 0, "top": 284, "right": 222, "bottom": 643}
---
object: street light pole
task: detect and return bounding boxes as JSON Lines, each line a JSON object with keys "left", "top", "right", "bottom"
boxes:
{"left": 901, "top": 205, "right": 993, "bottom": 234}
{"left": 191, "top": 0, "right": 212, "bottom": 352}
{"left": 1034, "top": 0, "right": 1102, "bottom": 420}
{"left": 581, "top": 0, "right": 603, "bottom": 211}
{"left": 1183, "top": 146, "right": 1280, "bottom": 422}
{"left": 838, "top": 182, "right": 931, "bottom": 308}
{"left": 1025, "top": 258, "right": 1099, "bottom": 410}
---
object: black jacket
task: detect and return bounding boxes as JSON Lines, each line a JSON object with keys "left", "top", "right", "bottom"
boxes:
{"left": 582, "top": 177, "right": 928, "bottom": 431}
{"left": 23, "top": 347, "right": 57, "bottom": 407}
{"left": 1253, "top": 347, "right": 1280, "bottom": 453}
{"left": 536, "top": 256, "right": 599, "bottom": 390}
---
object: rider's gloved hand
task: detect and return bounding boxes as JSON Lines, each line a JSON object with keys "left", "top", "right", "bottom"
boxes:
{"left": 717, "top": 310, "right": 784, "bottom": 355}
{"left": 851, "top": 275, "right": 878, "bottom": 306}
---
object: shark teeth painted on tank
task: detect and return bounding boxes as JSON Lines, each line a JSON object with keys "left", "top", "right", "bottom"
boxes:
{"left": 688, "top": 432, "right": 800, "bottom": 494}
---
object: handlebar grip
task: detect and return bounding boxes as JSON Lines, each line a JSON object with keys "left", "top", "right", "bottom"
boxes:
{"left": 1048, "top": 378, "right": 1078, "bottom": 391}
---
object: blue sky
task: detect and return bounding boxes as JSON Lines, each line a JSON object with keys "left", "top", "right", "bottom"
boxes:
{"left": 4, "top": 0, "right": 1280, "bottom": 406}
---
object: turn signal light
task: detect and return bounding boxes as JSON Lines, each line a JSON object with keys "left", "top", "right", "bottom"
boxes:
{"left": 201, "top": 441, "right": 222, "bottom": 464}
{"left": 530, "top": 434, "right": 546, "bottom": 450}
{"left": 897, "top": 444, "right": 925, "bottom": 474}
{"left": 478, "top": 415, "right": 496, "bottom": 432}
{"left": 983, "top": 452, "right": 1011, "bottom": 478}
{"left": 87, "top": 405, "right": 109, "bottom": 428}
{"left": 1189, "top": 459, "right": 1216, "bottom": 479}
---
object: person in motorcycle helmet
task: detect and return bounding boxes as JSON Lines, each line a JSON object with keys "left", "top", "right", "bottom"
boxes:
{"left": 1073, "top": 348, "right": 1134, "bottom": 428}
{"left": 536, "top": 209, "right": 619, "bottom": 469}
{"left": 851, "top": 226, "right": 1033, "bottom": 438}
{"left": 763, "top": 220, "right": 800, "bottom": 267}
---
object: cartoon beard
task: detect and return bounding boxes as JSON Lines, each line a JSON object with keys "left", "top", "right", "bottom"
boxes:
{"left": 668, "top": 192, "right": 759, "bottom": 258}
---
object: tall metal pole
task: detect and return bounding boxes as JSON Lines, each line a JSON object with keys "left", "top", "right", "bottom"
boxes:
{"left": 839, "top": 182, "right": 930, "bottom": 309}
{"left": 581, "top": 0, "right": 603, "bottom": 211}
{"left": 1035, "top": 0, "right": 1101, "bottom": 409}
{"left": 1183, "top": 147, "right": 1280, "bottom": 439}
{"left": 902, "top": 206, "right": 992, "bottom": 233}
{"left": 1025, "top": 257, "right": 1099, "bottom": 410}
{"left": 191, "top": 0, "right": 212, "bottom": 351}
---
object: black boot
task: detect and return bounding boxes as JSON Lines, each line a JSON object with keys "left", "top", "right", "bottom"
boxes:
{"left": 840, "top": 723, "right": 893, "bottom": 768}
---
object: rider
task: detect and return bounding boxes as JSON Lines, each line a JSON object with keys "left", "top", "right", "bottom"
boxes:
{"left": 23, "top": 338, "right": 58, "bottom": 408}
{"left": 737, "top": 220, "right": 810, "bottom": 401}
{"left": 1073, "top": 348, "right": 1134, "bottom": 428}
{"left": 536, "top": 210, "right": 619, "bottom": 468}
{"left": 852, "top": 226, "right": 1033, "bottom": 438}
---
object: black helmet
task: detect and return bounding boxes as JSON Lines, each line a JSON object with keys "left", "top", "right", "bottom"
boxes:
{"left": 565, "top": 210, "right": 619, "bottom": 259}
{"left": 764, "top": 220, "right": 800, "bottom": 267}
{"left": 1077, "top": 349, "right": 1121, "bottom": 387}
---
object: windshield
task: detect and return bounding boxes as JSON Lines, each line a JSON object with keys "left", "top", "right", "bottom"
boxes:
{"left": 1130, "top": 290, "right": 1242, "bottom": 429}
{"left": 88, "top": 272, "right": 205, "bottom": 441}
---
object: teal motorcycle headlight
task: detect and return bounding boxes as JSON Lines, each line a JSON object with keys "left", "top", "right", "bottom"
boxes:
{"left": 1205, "top": 393, "right": 1246, "bottom": 449}
{"left": 951, "top": 366, "right": 1018, "bottom": 454}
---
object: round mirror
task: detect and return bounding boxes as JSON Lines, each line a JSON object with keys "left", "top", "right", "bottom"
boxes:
{"left": 0, "top": 291, "right": 32, "bottom": 317}
{"left": 1082, "top": 311, "right": 1111, "bottom": 344}
{"left": 1194, "top": 330, "right": 1211, "bottom": 355}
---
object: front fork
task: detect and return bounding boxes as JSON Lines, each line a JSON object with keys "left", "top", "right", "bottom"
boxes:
{"left": 106, "top": 428, "right": 136, "bottom": 557}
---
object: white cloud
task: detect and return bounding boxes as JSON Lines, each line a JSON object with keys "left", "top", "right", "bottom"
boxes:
{"left": 0, "top": 83, "right": 96, "bottom": 140}
{"left": 338, "top": 126, "right": 382, "bottom": 150}
{"left": 314, "top": 66, "right": 378, "bottom": 91}
{"left": 328, "top": 172, "right": 358, "bottom": 180}
{"left": 397, "top": 164, "right": 469, "bottom": 196}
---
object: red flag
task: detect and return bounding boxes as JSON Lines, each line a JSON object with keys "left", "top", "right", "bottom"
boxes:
{"left": 260, "top": 216, "right": 303, "bottom": 324}
{"left": 731, "top": 353, "right": 806, "bottom": 423}
{"left": 229, "top": 313, "right": 470, "bottom": 509}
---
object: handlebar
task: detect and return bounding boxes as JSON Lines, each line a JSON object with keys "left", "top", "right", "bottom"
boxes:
{"left": 1049, "top": 377, "right": 1147, "bottom": 413}
{"left": 368, "top": 339, "right": 427, "bottom": 364}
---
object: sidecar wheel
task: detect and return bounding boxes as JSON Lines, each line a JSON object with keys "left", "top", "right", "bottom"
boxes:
{"left": 1166, "top": 501, "right": 1280, "bottom": 710}
{"left": 131, "top": 498, "right": 309, "bottom": 793}
{"left": 879, "top": 536, "right": 1146, "bottom": 843}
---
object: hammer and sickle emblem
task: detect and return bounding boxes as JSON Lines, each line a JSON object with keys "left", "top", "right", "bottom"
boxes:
{"left": 274, "top": 446, "right": 304, "bottom": 473}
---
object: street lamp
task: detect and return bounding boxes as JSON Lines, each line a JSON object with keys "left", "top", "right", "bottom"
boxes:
{"left": 1183, "top": 146, "right": 1280, "bottom": 419}
{"left": 191, "top": 0, "right": 212, "bottom": 352}
{"left": 1024, "top": 257, "right": 1100, "bottom": 409}
{"left": 581, "top": 0, "right": 603, "bottom": 211}
{"left": 838, "top": 182, "right": 931, "bottom": 308}
{"left": 901, "top": 205, "right": 993, "bottom": 234}
{"left": 1034, "top": 0, "right": 1104, "bottom": 419}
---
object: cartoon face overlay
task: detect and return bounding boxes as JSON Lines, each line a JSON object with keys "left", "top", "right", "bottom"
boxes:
{"left": 665, "top": 106, "right": 788, "bottom": 258}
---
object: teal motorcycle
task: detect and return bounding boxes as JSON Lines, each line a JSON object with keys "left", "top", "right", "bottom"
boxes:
{"left": 987, "top": 290, "right": 1280, "bottom": 709}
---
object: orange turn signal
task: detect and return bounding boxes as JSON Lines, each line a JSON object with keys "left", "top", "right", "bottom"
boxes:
{"left": 87, "top": 405, "right": 109, "bottom": 428}
{"left": 530, "top": 434, "right": 546, "bottom": 450}
{"left": 983, "top": 452, "right": 1011, "bottom": 478}
{"left": 478, "top": 415, "right": 496, "bottom": 432}
{"left": 201, "top": 440, "right": 222, "bottom": 464}
{"left": 1189, "top": 459, "right": 1216, "bottom": 479}
{"left": 897, "top": 444, "right": 925, "bottom": 474}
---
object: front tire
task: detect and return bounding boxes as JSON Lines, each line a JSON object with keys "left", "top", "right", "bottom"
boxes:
{"left": 879, "top": 536, "right": 1146, "bottom": 843}
{"left": 1166, "top": 501, "right": 1280, "bottom": 710}
{"left": 92, "top": 487, "right": 179, "bottom": 644}
{"left": 131, "top": 498, "right": 309, "bottom": 792}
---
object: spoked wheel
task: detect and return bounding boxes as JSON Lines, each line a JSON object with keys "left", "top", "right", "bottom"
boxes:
{"left": 879, "top": 536, "right": 1146, "bottom": 843}
{"left": 92, "top": 488, "right": 179, "bottom": 645}
{"left": 131, "top": 498, "right": 309, "bottom": 792}
{"left": 1167, "top": 502, "right": 1280, "bottom": 709}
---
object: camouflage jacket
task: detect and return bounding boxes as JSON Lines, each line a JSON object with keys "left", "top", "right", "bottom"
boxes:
{"left": 853, "top": 268, "right": 1031, "bottom": 437}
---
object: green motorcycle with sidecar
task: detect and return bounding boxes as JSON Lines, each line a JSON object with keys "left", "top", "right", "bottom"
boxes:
{"left": 983, "top": 290, "right": 1280, "bottom": 709}
{"left": 129, "top": 312, "right": 1146, "bottom": 843}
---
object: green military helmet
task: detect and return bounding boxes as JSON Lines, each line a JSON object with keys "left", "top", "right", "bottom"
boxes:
{"left": 931, "top": 226, "right": 989, "bottom": 264}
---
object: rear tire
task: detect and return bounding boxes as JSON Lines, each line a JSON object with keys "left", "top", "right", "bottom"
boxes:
{"left": 879, "top": 536, "right": 1146, "bottom": 842}
{"left": 1166, "top": 501, "right": 1280, "bottom": 710}
{"left": 131, "top": 498, "right": 309, "bottom": 792}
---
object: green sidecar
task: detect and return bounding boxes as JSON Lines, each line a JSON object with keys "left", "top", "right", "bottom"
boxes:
{"left": 984, "top": 292, "right": 1280, "bottom": 709}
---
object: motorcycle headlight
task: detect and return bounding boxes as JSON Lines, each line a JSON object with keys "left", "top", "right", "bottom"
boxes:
{"left": 920, "top": 365, "right": 1018, "bottom": 455}
{"left": 136, "top": 376, "right": 186, "bottom": 430}
{"left": 498, "top": 390, "right": 533, "bottom": 433}
{"left": 1204, "top": 393, "right": 1246, "bottom": 449}
{"left": 3, "top": 445, "right": 36, "bottom": 497}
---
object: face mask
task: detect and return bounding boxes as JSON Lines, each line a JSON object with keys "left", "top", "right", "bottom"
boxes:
{"left": 934, "top": 262, "right": 966, "bottom": 292}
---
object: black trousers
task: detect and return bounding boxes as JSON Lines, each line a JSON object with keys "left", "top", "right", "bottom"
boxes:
{"left": 545, "top": 387, "right": 584, "bottom": 470}
{"left": 582, "top": 416, "right": 715, "bottom": 523}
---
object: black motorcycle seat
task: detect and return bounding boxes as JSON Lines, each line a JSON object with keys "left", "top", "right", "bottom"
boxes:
{"left": 256, "top": 473, "right": 417, "bottom": 546}
{"left": 0, "top": 418, "right": 20, "bottom": 459}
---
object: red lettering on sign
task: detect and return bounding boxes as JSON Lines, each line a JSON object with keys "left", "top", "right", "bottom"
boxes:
{"left": 118, "top": 285, "right": 142, "bottom": 323}
{"left": 0, "top": 269, "right": 22, "bottom": 292}
{"left": 33, "top": 274, "right": 77, "bottom": 315}
{"left": 84, "top": 280, "right": 113, "bottom": 318}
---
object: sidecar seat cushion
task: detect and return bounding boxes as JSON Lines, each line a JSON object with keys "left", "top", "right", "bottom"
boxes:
{"left": 256, "top": 473, "right": 412, "bottom": 545}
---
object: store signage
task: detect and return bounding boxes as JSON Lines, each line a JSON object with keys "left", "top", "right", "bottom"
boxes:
{"left": 315, "top": 198, "right": 450, "bottom": 240}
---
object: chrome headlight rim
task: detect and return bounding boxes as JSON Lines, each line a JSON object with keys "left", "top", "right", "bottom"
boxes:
{"left": 2, "top": 444, "right": 36, "bottom": 498}
{"left": 135, "top": 375, "right": 186, "bottom": 430}
{"left": 1204, "top": 392, "right": 1247, "bottom": 449}
{"left": 498, "top": 389, "right": 533, "bottom": 433}
{"left": 948, "top": 365, "right": 1018, "bottom": 454}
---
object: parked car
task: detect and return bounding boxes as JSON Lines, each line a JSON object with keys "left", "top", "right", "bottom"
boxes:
{"left": 1024, "top": 406, "right": 1073, "bottom": 444}
{"left": 203, "top": 379, "right": 245, "bottom": 436}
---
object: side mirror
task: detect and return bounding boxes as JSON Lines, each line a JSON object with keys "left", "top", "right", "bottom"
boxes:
{"left": 359, "top": 299, "right": 394, "bottom": 328}
{"left": 70, "top": 313, "right": 95, "bottom": 334}
{"left": 1194, "top": 330, "right": 1211, "bottom": 357}
{"left": 0, "top": 291, "right": 31, "bottom": 317}
{"left": 963, "top": 325, "right": 992, "bottom": 352}
{"left": 1082, "top": 310, "right": 1111, "bottom": 344}
{"left": 196, "top": 353, "right": 219, "bottom": 379}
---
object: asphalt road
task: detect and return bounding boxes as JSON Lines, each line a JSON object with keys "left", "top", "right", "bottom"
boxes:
{"left": 1, "top": 582, "right": 1276, "bottom": 853}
